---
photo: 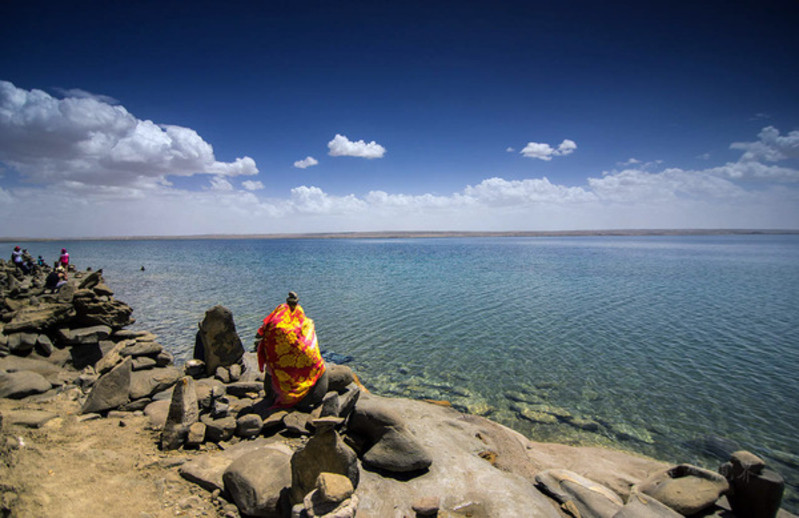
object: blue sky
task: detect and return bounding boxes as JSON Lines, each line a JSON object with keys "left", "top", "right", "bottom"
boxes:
{"left": 1, "top": 1, "right": 798, "bottom": 237}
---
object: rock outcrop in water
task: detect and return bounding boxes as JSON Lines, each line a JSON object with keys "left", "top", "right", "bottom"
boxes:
{"left": 0, "top": 259, "right": 794, "bottom": 517}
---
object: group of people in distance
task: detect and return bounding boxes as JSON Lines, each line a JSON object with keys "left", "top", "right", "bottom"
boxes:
{"left": 10, "top": 245, "right": 71, "bottom": 292}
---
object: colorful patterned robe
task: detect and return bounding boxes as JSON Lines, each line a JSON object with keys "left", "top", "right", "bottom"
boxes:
{"left": 256, "top": 303, "right": 326, "bottom": 407}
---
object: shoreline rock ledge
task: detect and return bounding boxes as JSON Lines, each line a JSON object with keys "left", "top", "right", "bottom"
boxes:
{"left": 1, "top": 260, "right": 796, "bottom": 517}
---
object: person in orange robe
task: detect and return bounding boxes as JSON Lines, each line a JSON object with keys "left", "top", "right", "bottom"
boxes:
{"left": 256, "top": 291, "right": 328, "bottom": 410}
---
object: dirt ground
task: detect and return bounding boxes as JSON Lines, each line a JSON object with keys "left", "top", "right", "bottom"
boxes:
{"left": 0, "top": 393, "right": 230, "bottom": 518}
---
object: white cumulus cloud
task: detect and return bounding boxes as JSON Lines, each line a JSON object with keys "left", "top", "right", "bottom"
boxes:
{"left": 289, "top": 185, "right": 366, "bottom": 214}
{"left": 730, "top": 126, "right": 799, "bottom": 163}
{"left": 0, "top": 80, "right": 258, "bottom": 190}
{"left": 293, "top": 156, "right": 319, "bottom": 169}
{"left": 241, "top": 180, "right": 264, "bottom": 191}
{"left": 327, "top": 134, "right": 386, "bottom": 159}
{"left": 208, "top": 176, "right": 233, "bottom": 191}
{"left": 52, "top": 87, "right": 119, "bottom": 105}
{"left": 520, "top": 138, "right": 577, "bottom": 160}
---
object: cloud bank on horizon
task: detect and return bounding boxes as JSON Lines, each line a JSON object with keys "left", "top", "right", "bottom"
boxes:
{"left": 1, "top": 80, "right": 798, "bottom": 237}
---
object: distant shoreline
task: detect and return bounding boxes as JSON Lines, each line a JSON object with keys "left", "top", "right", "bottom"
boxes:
{"left": 2, "top": 228, "right": 798, "bottom": 242}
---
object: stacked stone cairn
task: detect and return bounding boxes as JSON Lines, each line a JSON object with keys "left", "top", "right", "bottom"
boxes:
{"left": 1, "top": 259, "right": 791, "bottom": 518}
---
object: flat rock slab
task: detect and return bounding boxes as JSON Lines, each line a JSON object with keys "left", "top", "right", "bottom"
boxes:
{"left": 0, "top": 356, "right": 64, "bottom": 377}
{"left": 0, "top": 370, "right": 53, "bottom": 399}
{"left": 613, "top": 488, "right": 682, "bottom": 518}
{"left": 3, "top": 409, "right": 59, "bottom": 428}
{"left": 120, "top": 341, "right": 163, "bottom": 357}
{"left": 535, "top": 468, "right": 624, "bottom": 518}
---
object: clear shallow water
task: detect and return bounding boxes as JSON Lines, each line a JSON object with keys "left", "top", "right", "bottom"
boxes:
{"left": 12, "top": 235, "right": 799, "bottom": 509}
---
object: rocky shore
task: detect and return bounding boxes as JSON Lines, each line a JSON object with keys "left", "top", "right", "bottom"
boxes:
{"left": 1, "top": 261, "right": 795, "bottom": 518}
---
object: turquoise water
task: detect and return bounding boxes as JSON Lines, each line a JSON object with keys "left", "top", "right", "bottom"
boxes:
{"left": 11, "top": 235, "right": 799, "bottom": 509}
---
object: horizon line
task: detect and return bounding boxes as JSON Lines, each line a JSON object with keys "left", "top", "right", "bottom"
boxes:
{"left": 2, "top": 228, "right": 798, "bottom": 242}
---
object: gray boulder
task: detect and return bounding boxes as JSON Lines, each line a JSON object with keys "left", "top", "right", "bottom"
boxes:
{"left": 161, "top": 376, "right": 200, "bottom": 450}
{"left": 180, "top": 454, "right": 232, "bottom": 493}
{"left": 132, "top": 356, "right": 157, "bottom": 371}
{"left": 326, "top": 364, "right": 355, "bottom": 392}
{"left": 284, "top": 411, "right": 312, "bottom": 435}
{"left": 60, "top": 325, "right": 112, "bottom": 345}
{"left": 236, "top": 414, "right": 263, "bottom": 438}
{"left": 35, "top": 334, "right": 53, "bottom": 356}
{"left": 228, "top": 363, "right": 242, "bottom": 381}
{"left": 80, "top": 357, "right": 132, "bottom": 413}
{"left": 534, "top": 469, "right": 624, "bottom": 518}
{"left": 223, "top": 446, "right": 293, "bottom": 517}
{"left": 637, "top": 464, "right": 730, "bottom": 516}
{"left": 8, "top": 332, "right": 37, "bottom": 355}
{"left": 0, "top": 370, "right": 52, "bottom": 399}
{"left": 180, "top": 439, "right": 292, "bottom": 494}
{"left": 155, "top": 350, "right": 173, "bottom": 367}
{"left": 226, "top": 381, "right": 263, "bottom": 398}
{"left": 186, "top": 422, "right": 206, "bottom": 448}
{"left": 144, "top": 399, "right": 170, "bottom": 430}
{"left": 120, "top": 341, "right": 163, "bottom": 357}
{"left": 215, "top": 366, "right": 230, "bottom": 383}
{"left": 201, "top": 415, "right": 237, "bottom": 443}
{"left": 129, "top": 366, "right": 181, "bottom": 400}
{"left": 195, "top": 378, "right": 226, "bottom": 409}
{"left": 94, "top": 340, "right": 131, "bottom": 375}
{"left": 194, "top": 305, "right": 244, "bottom": 375}
{"left": 300, "top": 473, "right": 359, "bottom": 518}
{"left": 184, "top": 358, "right": 206, "bottom": 378}
{"left": 337, "top": 384, "right": 361, "bottom": 419}
{"left": 290, "top": 430, "right": 359, "bottom": 504}
{"left": 349, "top": 395, "right": 432, "bottom": 473}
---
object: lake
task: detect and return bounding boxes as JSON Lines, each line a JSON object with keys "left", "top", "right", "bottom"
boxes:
{"left": 11, "top": 234, "right": 799, "bottom": 509}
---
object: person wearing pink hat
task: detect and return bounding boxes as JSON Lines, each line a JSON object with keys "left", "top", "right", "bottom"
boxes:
{"left": 59, "top": 248, "right": 70, "bottom": 268}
